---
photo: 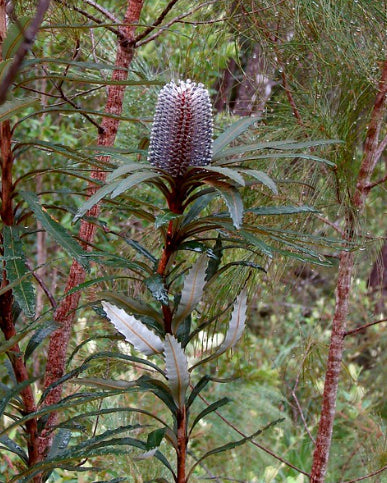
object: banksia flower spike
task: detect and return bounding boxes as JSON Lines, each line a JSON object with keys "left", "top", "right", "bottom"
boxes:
{"left": 148, "top": 80, "right": 213, "bottom": 178}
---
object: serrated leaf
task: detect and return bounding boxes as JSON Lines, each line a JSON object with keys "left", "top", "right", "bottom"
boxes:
{"left": 249, "top": 205, "right": 318, "bottom": 216}
{"left": 239, "top": 169, "right": 278, "bottom": 194}
{"left": 24, "top": 321, "right": 58, "bottom": 361}
{"left": 217, "top": 288, "right": 247, "bottom": 353}
{"left": 211, "top": 181, "right": 244, "bottom": 229}
{"left": 205, "top": 236, "right": 223, "bottom": 281}
{"left": 173, "top": 255, "right": 208, "bottom": 331}
{"left": 189, "top": 397, "right": 231, "bottom": 434}
{"left": 203, "top": 166, "right": 245, "bottom": 186}
{"left": 177, "top": 241, "right": 216, "bottom": 258}
{"left": 191, "top": 288, "right": 248, "bottom": 370}
{"left": 154, "top": 210, "right": 182, "bottom": 229}
{"left": 164, "top": 334, "right": 189, "bottom": 408}
{"left": 102, "top": 302, "right": 163, "bottom": 356}
{"left": 123, "top": 238, "right": 157, "bottom": 263}
{"left": 111, "top": 171, "right": 159, "bottom": 199}
{"left": 46, "top": 429, "right": 72, "bottom": 459}
{"left": 99, "top": 290, "right": 163, "bottom": 324}
{"left": 183, "top": 192, "right": 217, "bottom": 226}
{"left": 3, "top": 226, "right": 35, "bottom": 318}
{"left": 213, "top": 117, "right": 259, "bottom": 155}
{"left": 21, "top": 191, "right": 89, "bottom": 269}
{"left": 73, "top": 180, "right": 120, "bottom": 222}
{"left": 136, "top": 376, "right": 178, "bottom": 414}
{"left": 0, "top": 97, "right": 39, "bottom": 122}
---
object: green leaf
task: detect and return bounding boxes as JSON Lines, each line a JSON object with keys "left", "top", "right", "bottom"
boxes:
{"left": 203, "top": 166, "right": 246, "bottom": 186}
{"left": 177, "top": 241, "right": 216, "bottom": 259}
{"left": 21, "top": 191, "right": 89, "bottom": 270}
{"left": 0, "top": 97, "right": 39, "bottom": 122}
{"left": 163, "top": 334, "right": 189, "bottom": 409}
{"left": 239, "top": 169, "right": 278, "bottom": 194}
{"left": 205, "top": 236, "right": 223, "bottom": 282}
{"left": 146, "top": 428, "right": 166, "bottom": 450}
{"left": 123, "top": 238, "right": 157, "bottom": 263}
{"left": 110, "top": 171, "right": 160, "bottom": 199}
{"left": 17, "top": 74, "right": 161, "bottom": 87}
{"left": 24, "top": 322, "right": 58, "bottom": 361}
{"left": 73, "top": 180, "right": 120, "bottom": 222}
{"left": 107, "top": 162, "right": 151, "bottom": 181}
{"left": 173, "top": 255, "right": 208, "bottom": 331}
{"left": 213, "top": 139, "right": 341, "bottom": 161}
{"left": 249, "top": 205, "right": 318, "bottom": 216}
{"left": 187, "top": 375, "right": 211, "bottom": 408}
{"left": 154, "top": 210, "right": 182, "bottom": 229}
{"left": 145, "top": 274, "right": 169, "bottom": 305}
{"left": 0, "top": 435, "right": 28, "bottom": 463}
{"left": 215, "top": 152, "right": 336, "bottom": 167}
{"left": 187, "top": 419, "right": 285, "bottom": 479}
{"left": 183, "top": 192, "right": 217, "bottom": 225}
{"left": 69, "top": 377, "right": 136, "bottom": 390}
{"left": 189, "top": 397, "right": 231, "bottom": 434}
{"left": 46, "top": 429, "right": 72, "bottom": 459}
{"left": 2, "top": 17, "right": 32, "bottom": 59}
{"left": 3, "top": 226, "right": 35, "bottom": 318}
{"left": 212, "top": 182, "right": 244, "bottom": 229}
{"left": 213, "top": 117, "right": 259, "bottom": 155}
{"left": 136, "top": 376, "right": 178, "bottom": 414}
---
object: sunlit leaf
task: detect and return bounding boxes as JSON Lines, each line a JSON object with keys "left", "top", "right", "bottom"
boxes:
{"left": 173, "top": 255, "right": 208, "bottom": 331}
{"left": 164, "top": 334, "right": 189, "bottom": 408}
{"left": 102, "top": 302, "right": 163, "bottom": 356}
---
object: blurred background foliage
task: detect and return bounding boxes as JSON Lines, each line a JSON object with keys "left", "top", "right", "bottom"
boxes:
{"left": 0, "top": 0, "right": 386, "bottom": 481}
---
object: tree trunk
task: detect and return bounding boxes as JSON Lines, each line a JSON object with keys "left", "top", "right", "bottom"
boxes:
{"left": 39, "top": 0, "right": 144, "bottom": 460}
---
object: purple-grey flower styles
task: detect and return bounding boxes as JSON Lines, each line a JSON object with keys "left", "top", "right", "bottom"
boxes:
{"left": 148, "top": 80, "right": 213, "bottom": 177}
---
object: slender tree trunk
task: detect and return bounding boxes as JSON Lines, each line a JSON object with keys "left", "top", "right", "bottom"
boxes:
{"left": 310, "top": 59, "right": 387, "bottom": 482}
{"left": 39, "top": 0, "right": 144, "bottom": 459}
{"left": 177, "top": 406, "right": 188, "bottom": 483}
{"left": 0, "top": 3, "right": 41, "bottom": 480}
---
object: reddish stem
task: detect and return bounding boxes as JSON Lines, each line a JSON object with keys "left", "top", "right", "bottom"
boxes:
{"left": 176, "top": 406, "right": 188, "bottom": 483}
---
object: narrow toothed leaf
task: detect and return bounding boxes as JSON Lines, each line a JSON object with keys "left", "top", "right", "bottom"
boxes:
{"left": 164, "top": 334, "right": 189, "bottom": 408}
{"left": 190, "top": 288, "right": 248, "bottom": 371}
{"left": 173, "top": 255, "right": 208, "bottom": 331}
{"left": 148, "top": 80, "right": 213, "bottom": 177}
{"left": 102, "top": 302, "right": 163, "bottom": 356}
{"left": 204, "top": 166, "right": 246, "bottom": 186}
{"left": 217, "top": 288, "right": 248, "bottom": 354}
{"left": 239, "top": 169, "right": 278, "bottom": 194}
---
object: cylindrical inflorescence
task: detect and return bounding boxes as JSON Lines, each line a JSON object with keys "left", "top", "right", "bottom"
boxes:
{"left": 148, "top": 79, "right": 213, "bottom": 177}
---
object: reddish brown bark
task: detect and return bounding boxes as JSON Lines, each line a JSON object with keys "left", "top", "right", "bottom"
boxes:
{"left": 0, "top": 2, "right": 40, "bottom": 477}
{"left": 310, "top": 59, "right": 387, "bottom": 482}
{"left": 40, "top": 0, "right": 144, "bottom": 457}
{"left": 176, "top": 406, "right": 188, "bottom": 483}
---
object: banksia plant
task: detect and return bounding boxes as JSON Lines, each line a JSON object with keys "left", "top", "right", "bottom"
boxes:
{"left": 148, "top": 79, "right": 213, "bottom": 177}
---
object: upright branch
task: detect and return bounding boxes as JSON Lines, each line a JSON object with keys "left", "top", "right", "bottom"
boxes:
{"left": 310, "top": 59, "right": 387, "bottom": 483}
{"left": 40, "top": 0, "right": 144, "bottom": 457}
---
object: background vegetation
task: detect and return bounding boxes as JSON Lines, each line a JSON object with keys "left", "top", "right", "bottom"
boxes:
{"left": 0, "top": 1, "right": 386, "bottom": 482}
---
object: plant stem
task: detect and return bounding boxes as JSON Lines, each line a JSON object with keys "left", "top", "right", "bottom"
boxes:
{"left": 177, "top": 405, "right": 188, "bottom": 483}
{"left": 310, "top": 58, "right": 387, "bottom": 482}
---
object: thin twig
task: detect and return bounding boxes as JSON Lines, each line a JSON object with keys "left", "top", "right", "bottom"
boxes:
{"left": 0, "top": 0, "right": 51, "bottom": 104}
{"left": 373, "top": 132, "right": 387, "bottom": 163}
{"left": 366, "top": 172, "right": 387, "bottom": 191}
{"left": 83, "top": 0, "right": 120, "bottom": 24}
{"left": 136, "top": 1, "right": 218, "bottom": 47}
{"left": 26, "top": 261, "right": 57, "bottom": 309}
{"left": 197, "top": 393, "right": 310, "bottom": 478}
{"left": 134, "top": 0, "right": 181, "bottom": 44}
{"left": 344, "top": 318, "right": 387, "bottom": 337}
{"left": 341, "top": 464, "right": 387, "bottom": 483}
{"left": 53, "top": 0, "right": 121, "bottom": 38}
